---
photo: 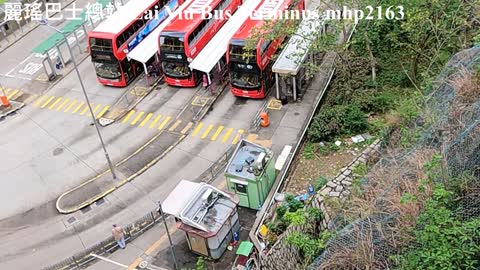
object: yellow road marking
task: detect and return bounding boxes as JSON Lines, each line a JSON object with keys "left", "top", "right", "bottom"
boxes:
{"left": 92, "top": 104, "right": 101, "bottom": 114}
{"left": 168, "top": 119, "right": 182, "bottom": 131}
{"left": 181, "top": 122, "right": 193, "bottom": 134}
{"left": 232, "top": 129, "right": 244, "bottom": 144}
{"left": 48, "top": 97, "right": 63, "bottom": 110}
{"left": 122, "top": 110, "right": 135, "bottom": 124}
{"left": 157, "top": 116, "right": 171, "bottom": 130}
{"left": 130, "top": 111, "right": 144, "bottom": 125}
{"left": 211, "top": 126, "right": 224, "bottom": 141}
{"left": 71, "top": 101, "right": 84, "bottom": 113}
{"left": 191, "top": 122, "right": 204, "bottom": 137}
{"left": 80, "top": 103, "right": 91, "bottom": 115}
{"left": 40, "top": 96, "right": 55, "bottom": 108}
{"left": 221, "top": 128, "right": 234, "bottom": 143}
{"left": 56, "top": 98, "right": 70, "bottom": 111}
{"left": 97, "top": 105, "right": 110, "bottom": 118}
{"left": 127, "top": 226, "right": 178, "bottom": 270}
{"left": 3, "top": 88, "right": 12, "bottom": 96}
{"left": 201, "top": 124, "right": 214, "bottom": 139}
{"left": 33, "top": 96, "right": 47, "bottom": 107}
{"left": 7, "top": 89, "right": 19, "bottom": 99}
{"left": 139, "top": 113, "right": 153, "bottom": 127}
{"left": 148, "top": 115, "right": 162, "bottom": 129}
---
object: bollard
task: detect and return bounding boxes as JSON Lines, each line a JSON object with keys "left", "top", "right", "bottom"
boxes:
{"left": 260, "top": 111, "right": 269, "bottom": 127}
{"left": 1, "top": 95, "right": 10, "bottom": 107}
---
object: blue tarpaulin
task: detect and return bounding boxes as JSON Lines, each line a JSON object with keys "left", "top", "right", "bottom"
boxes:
{"left": 128, "top": 0, "right": 179, "bottom": 52}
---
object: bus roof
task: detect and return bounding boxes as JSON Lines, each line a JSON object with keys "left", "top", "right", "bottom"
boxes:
{"left": 231, "top": 0, "right": 288, "bottom": 40}
{"left": 272, "top": 12, "right": 325, "bottom": 75}
{"left": 127, "top": 0, "right": 193, "bottom": 63}
{"left": 92, "top": 0, "right": 159, "bottom": 34}
{"left": 189, "top": 0, "right": 263, "bottom": 73}
{"left": 161, "top": 0, "right": 220, "bottom": 35}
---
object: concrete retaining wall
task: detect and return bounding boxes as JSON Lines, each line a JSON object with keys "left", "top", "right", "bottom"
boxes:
{"left": 260, "top": 139, "right": 381, "bottom": 270}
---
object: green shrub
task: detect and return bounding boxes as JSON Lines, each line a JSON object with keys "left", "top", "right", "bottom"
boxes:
{"left": 395, "top": 186, "right": 480, "bottom": 270}
{"left": 314, "top": 176, "right": 328, "bottom": 190}
{"left": 342, "top": 105, "right": 369, "bottom": 134}
{"left": 285, "top": 231, "right": 332, "bottom": 265}
{"left": 395, "top": 96, "right": 421, "bottom": 124}
{"left": 283, "top": 210, "right": 307, "bottom": 226}
{"left": 276, "top": 205, "right": 287, "bottom": 220}
{"left": 303, "top": 142, "right": 315, "bottom": 159}
{"left": 308, "top": 105, "right": 368, "bottom": 142}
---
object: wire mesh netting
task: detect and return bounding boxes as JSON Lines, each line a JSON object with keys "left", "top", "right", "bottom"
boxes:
{"left": 308, "top": 46, "right": 480, "bottom": 269}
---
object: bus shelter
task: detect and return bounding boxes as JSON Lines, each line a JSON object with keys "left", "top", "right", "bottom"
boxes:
{"left": 188, "top": 0, "right": 262, "bottom": 86}
{"left": 126, "top": 0, "right": 191, "bottom": 85}
{"left": 31, "top": 0, "right": 112, "bottom": 81}
{"left": 163, "top": 180, "right": 240, "bottom": 259}
{"left": 272, "top": 13, "right": 326, "bottom": 101}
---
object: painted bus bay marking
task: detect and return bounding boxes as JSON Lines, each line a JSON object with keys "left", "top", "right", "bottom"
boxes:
{"left": 149, "top": 115, "right": 162, "bottom": 129}
{"left": 211, "top": 126, "right": 224, "bottom": 141}
{"left": 139, "top": 113, "right": 153, "bottom": 127}
{"left": 221, "top": 127, "right": 234, "bottom": 143}
{"left": 201, "top": 124, "right": 214, "bottom": 139}
{"left": 191, "top": 122, "right": 204, "bottom": 137}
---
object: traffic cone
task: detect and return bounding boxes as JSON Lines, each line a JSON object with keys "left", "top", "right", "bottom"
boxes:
{"left": 1, "top": 95, "right": 10, "bottom": 107}
{"left": 260, "top": 111, "right": 269, "bottom": 127}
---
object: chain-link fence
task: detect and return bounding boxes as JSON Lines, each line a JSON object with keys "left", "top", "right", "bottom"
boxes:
{"left": 308, "top": 46, "right": 480, "bottom": 269}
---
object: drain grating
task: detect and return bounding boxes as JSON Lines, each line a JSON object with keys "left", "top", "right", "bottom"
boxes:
{"left": 67, "top": 216, "right": 77, "bottom": 224}
{"left": 95, "top": 198, "right": 105, "bottom": 206}
{"left": 80, "top": 205, "right": 92, "bottom": 214}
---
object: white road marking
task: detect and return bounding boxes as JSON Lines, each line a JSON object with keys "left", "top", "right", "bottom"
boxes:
{"left": 18, "top": 63, "right": 43, "bottom": 75}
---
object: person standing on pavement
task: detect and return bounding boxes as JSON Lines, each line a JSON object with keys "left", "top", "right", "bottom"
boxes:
{"left": 112, "top": 224, "right": 126, "bottom": 249}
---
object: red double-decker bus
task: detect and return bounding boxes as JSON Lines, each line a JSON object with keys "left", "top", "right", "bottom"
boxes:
{"left": 227, "top": 0, "right": 305, "bottom": 98}
{"left": 159, "top": 0, "right": 241, "bottom": 87}
{"left": 88, "top": 0, "right": 184, "bottom": 87}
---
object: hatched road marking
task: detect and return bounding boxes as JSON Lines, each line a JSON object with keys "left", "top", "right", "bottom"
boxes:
{"left": 148, "top": 115, "right": 162, "bottom": 129}
{"left": 18, "top": 93, "right": 249, "bottom": 144}
{"left": 157, "top": 116, "right": 171, "bottom": 130}
{"left": 201, "top": 124, "right": 214, "bottom": 139}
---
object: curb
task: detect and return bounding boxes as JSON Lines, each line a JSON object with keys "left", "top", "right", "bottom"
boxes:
{"left": 0, "top": 100, "right": 25, "bottom": 119}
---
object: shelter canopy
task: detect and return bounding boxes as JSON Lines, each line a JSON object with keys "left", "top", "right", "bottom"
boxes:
{"left": 163, "top": 180, "right": 202, "bottom": 217}
{"left": 188, "top": 0, "right": 262, "bottom": 73}
{"left": 272, "top": 13, "right": 325, "bottom": 76}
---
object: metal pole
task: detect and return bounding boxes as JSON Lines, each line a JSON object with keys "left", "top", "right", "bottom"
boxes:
{"left": 292, "top": 76, "right": 297, "bottom": 101}
{"left": 157, "top": 201, "right": 179, "bottom": 270}
{"left": 275, "top": 73, "right": 280, "bottom": 99}
{"left": 42, "top": 23, "right": 117, "bottom": 180}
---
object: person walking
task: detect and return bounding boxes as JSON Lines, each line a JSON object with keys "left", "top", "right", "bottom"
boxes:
{"left": 112, "top": 224, "right": 126, "bottom": 249}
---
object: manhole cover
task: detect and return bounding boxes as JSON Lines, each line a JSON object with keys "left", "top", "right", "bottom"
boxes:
{"left": 139, "top": 261, "right": 149, "bottom": 269}
{"left": 53, "top": 147, "right": 64, "bottom": 156}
